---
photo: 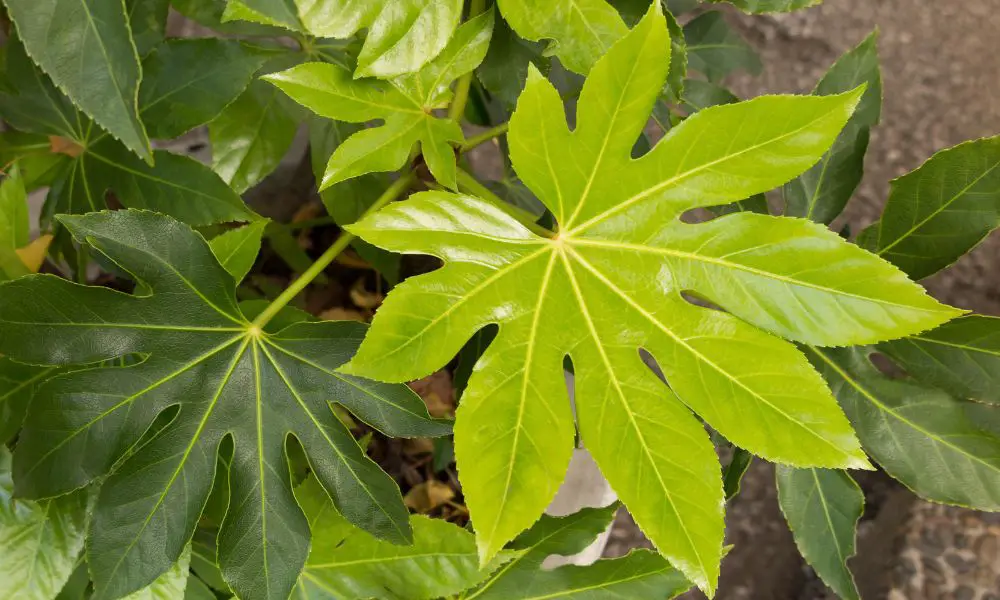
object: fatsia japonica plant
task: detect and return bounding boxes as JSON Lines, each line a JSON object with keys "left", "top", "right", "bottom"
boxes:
{"left": 2, "top": 0, "right": 1000, "bottom": 599}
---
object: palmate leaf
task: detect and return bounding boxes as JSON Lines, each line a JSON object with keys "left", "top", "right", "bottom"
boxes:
{"left": 465, "top": 504, "right": 692, "bottom": 599}
{"left": 224, "top": 0, "right": 464, "bottom": 79}
{"left": 879, "top": 315, "right": 1000, "bottom": 404}
{"left": 857, "top": 135, "right": 1000, "bottom": 280}
{"left": 342, "top": 6, "right": 958, "bottom": 594}
{"left": 806, "top": 346, "right": 1000, "bottom": 510}
{"left": 265, "top": 11, "right": 494, "bottom": 190}
{"left": 3, "top": 0, "right": 152, "bottom": 162}
{"left": 0, "top": 210, "right": 449, "bottom": 600}
{"left": 292, "top": 475, "right": 503, "bottom": 599}
{"left": 776, "top": 466, "right": 863, "bottom": 600}
{"left": 0, "top": 448, "right": 89, "bottom": 600}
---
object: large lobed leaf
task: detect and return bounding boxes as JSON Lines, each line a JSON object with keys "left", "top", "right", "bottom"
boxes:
{"left": 341, "top": 5, "right": 957, "bottom": 594}
{"left": 265, "top": 11, "right": 494, "bottom": 189}
{"left": 0, "top": 210, "right": 449, "bottom": 600}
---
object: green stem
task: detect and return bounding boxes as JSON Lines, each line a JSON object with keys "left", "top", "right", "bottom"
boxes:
{"left": 460, "top": 122, "right": 509, "bottom": 153}
{"left": 76, "top": 246, "right": 89, "bottom": 285}
{"left": 456, "top": 169, "right": 555, "bottom": 239}
{"left": 447, "top": 0, "right": 487, "bottom": 122}
{"left": 252, "top": 172, "right": 416, "bottom": 328}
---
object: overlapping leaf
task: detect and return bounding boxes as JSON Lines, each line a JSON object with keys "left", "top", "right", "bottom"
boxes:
{"left": 683, "top": 11, "right": 761, "bottom": 82}
{"left": 292, "top": 475, "right": 503, "bottom": 599}
{"left": 879, "top": 315, "right": 1000, "bottom": 404}
{"left": 776, "top": 467, "right": 862, "bottom": 600}
{"left": 126, "top": 0, "right": 171, "bottom": 57}
{"left": 341, "top": 6, "right": 957, "bottom": 594}
{"left": 265, "top": 11, "right": 494, "bottom": 189}
{"left": 858, "top": 135, "right": 1000, "bottom": 279}
{"left": 0, "top": 210, "right": 449, "bottom": 600}
{"left": 224, "top": 0, "right": 464, "bottom": 78}
{"left": 0, "top": 448, "right": 89, "bottom": 599}
{"left": 784, "top": 31, "right": 881, "bottom": 224}
{"left": 806, "top": 346, "right": 1000, "bottom": 510}
{"left": 4, "top": 0, "right": 152, "bottom": 161}
{"left": 465, "top": 504, "right": 692, "bottom": 599}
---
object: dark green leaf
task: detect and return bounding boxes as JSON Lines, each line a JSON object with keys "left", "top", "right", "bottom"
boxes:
{"left": 476, "top": 14, "right": 548, "bottom": 107}
{"left": 173, "top": 0, "right": 287, "bottom": 35}
{"left": 684, "top": 11, "right": 762, "bottom": 82}
{"left": 210, "top": 80, "right": 302, "bottom": 194}
{"left": 783, "top": 31, "right": 881, "bottom": 224}
{"left": 807, "top": 346, "right": 1000, "bottom": 511}
{"left": 140, "top": 39, "right": 268, "bottom": 140}
{"left": 776, "top": 466, "right": 862, "bottom": 600}
{"left": 879, "top": 315, "right": 1000, "bottom": 404}
{"left": 223, "top": 0, "right": 302, "bottom": 31}
{"left": 0, "top": 34, "right": 86, "bottom": 141}
{"left": 0, "top": 210, "right": 449, "bottom": 599}
{"left": 0, "top": 447, "right": 89, "bottom": 599}
{"left": 0, "top": 131, "right": 68, "bottom": 191}
{"left": 210, "top": 220, "right": 269, "bottom": 283}
{"left": 125, "top": 0, "right": 170, "bottom": 57}
{"left": 723, "top": 447, "right": 753, "bottom": 500}
{"left": 681, "top": 78, "right": 739, "bottom": 112}
{"left": 0, "top": 357, "right": 58, "bottom": 442}
{"left": 5, "top": 0, "right": 152, "bottom": 161}
{"left": 184, "top": 576, "right": 218, "bottom": 600}
{"left": 666, "top": 0, "right": 699, "bottom": 14}
{"left": 858, "top": 135, "right": 1000, "bottom": 280}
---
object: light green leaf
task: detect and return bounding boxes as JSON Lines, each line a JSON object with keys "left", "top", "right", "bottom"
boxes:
{"left": 292, "top": 475, "right": 502, "bottom": 599}
{"left": 0, "top": 210, "right": 449, "bottom": 599}
{"left": 0, "top": 447, "right": 89, "bottom": 600}
{"left": 4, "top": 0, "right": 152, "bottom": 161}
{"left": 139, "top": 39, "right": 268, "bottom": 140}
{"left": 0, "top": 165, "right": 31, "bottom": 280}
{"left": 496, "top": 0, "right": 628, "bottom": 74}
{"left": 210, "top": 80, "right": 302, "bottom": 194}
{"left": 174, "top": 0, "right": 287, "bottom": 35}
{"left": 684, "top": 11, "right": 761, "bottom": 82}
{"left": 125, "top": 0, "right": 170, "bottom": 57}
{"left": 266, "top": 14, "right": 492, "bottom": 188}
{"left": 806, "top": 346, "right": 1000, "bottom": 511}
{"left": 858, "top": 135, "right": 1000, "bottom": 280}
{"left": 0, "top": 34, "right": 87, "bottom": 141}
{"left": 776, "top": 467, "right": 862, "bottom": 600}
{"left": 121, "top": 545, "right": 192, "bottom": 600}
{"left": 223, "top": 0, "right": 302, "bottom": 30}
{"left": 344, "top": 7, "right": 952, "bottom": 593}
{"left": 354, "top": 0, "right": 464, "bottom": 79}
{"left": 466, "top": 505, "right": 692, "bottom": 600}
{"left": 309, "top": 119, "right": 401, "bottom": 282}
{"left": 0, "top": 131, "right": 68, "bottom": 191}
{"left": 709, "top": 0, "right": 822, "bottom": 12}
{"left": 210, "top": 221, "right": 269, "bottom": 283}
{"left": 784, "top": 30, "right": 881, "bottom": 224}
{"left": 879, "top": 315, "right": 1000, "bottom": 404}
{"left": 184, "top": 577, "right": 217, "bottom": 600}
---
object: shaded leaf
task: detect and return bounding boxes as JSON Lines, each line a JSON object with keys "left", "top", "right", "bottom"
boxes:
{"left": 681, "top": 78, "right": 739, "bottom": 112}
{"left": 140, "top": 39, "right": 268, "bottom": 140}
{"left": 223, "top": 0, "right": 301, "bottom": 30}
{"left": 684, "top": 11, "right": 762, "bottom": 82}
{"left": 0, "top": 34, "right": 86, "bottom": 141}
{"left": 495, "top": 0, "right": 628, "bottom": 74}
{"left": 121, "top": 544, "right": 192, "bottom": 600}
{"left": 5, "top": 0, "right": 152, "bottom": 161}
{"left": 710, "top": 0, "right": 823, "bottom": 13}
{"left": 0, "top": 447, "right": 89, "bottom": 600}
{"left": 879, "top": 315, "right": 1000, "bottom": 404}
{"left": 210, "top": 80, "right": 301, "bottom": 194}
{"left": 723, "top": 447, "right": 753, "bottom": 500}
{"left": 784, "top": 31, "right": 881, "bottom": 224}
{"left": 292, "top": 474, "right": 500, "bottom": 599}
{"left": 173, "top": 0, "right": 287, "bottom": 35}
{"left": 806, "top": 346, "right": 1000, "bottom": 511}
{"left": 776, "top": 466, "right": 862, "bottom": 600}
{"left": 0, "top": 357, "right": 58, "bottom": 442}
{"left": 477, "top": 14, "right": 548, "bottom": 107}
{"left": 858, "top": 135, "right": 1000, "bottom": 279}
{"left": 210, "top": 220, "right": 269, "bottom": 283}
{"left": 0, "top": 210, "right": 449, "bottom": 599}
{"left": 0, "top": 131, "right": 68, "bottom": 190}
{"left": 125, "top": 0, "right": 171, "bottom": 57}
{"left": 343, "top": 8, "right": 952, "bottom": 593}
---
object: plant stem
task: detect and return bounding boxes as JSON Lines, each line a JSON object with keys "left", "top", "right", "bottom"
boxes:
{"left": 460, "top": 122, "right": 509, "bottom": 153}
{"left": 447, "top": 0, "right": 487, "bottom": 122}
{"left": 456, "top": 169, "right": 556, "bottom": 239}
{"left": 252, "top": 172, "right": 415, "bottom": 328}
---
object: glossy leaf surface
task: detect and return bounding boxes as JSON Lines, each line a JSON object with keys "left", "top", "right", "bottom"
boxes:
{"left": 783, "top": 31, "right": 881, "bottom": 224}
{"left": 4, "top": 0, "right": 152, "bottom": 161}
{"left": 858, "top": 135, "right": 1000, "bottom": 279}
{"left": 0, "top": 210, "right": 448, "bottom": 600}
{"left": 807, "top": 346, "right": 1000, "bottom": 510}
{"left": 776, "top": 467, "right": 862, "bottom": 600}
{"left": 466, "top": 505, "right": 692, "bottom": 600}
{"left": 266, "top": 12, "right": 493, "bottom": 189}
{"left": 0, "top": 448, "right": 89, "bottom": 600}
{"left": 344, "top": 7, "right": 955, "bottom": 593}
{"left": 292, "top": 475, "right": 500, "bottom": 599}
{"left": 495, "top": 0, "right": 628, "bottom": 74}
{"left": 879, "top": 315, "right": 1000, "bottom": 404}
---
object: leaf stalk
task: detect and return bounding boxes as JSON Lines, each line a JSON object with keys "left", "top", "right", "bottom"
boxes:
{"left": 460, "top": 122, "right": 510, "bottom": 153}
